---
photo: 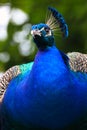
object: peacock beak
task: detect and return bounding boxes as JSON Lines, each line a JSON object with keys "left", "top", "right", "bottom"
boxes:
{"left": 31, "top": 30, "right": 41, "bottom": 37}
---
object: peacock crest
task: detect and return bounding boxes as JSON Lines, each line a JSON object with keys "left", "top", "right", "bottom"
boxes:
{"left": 45, "top": 7, "right": 68, "bottom": 38}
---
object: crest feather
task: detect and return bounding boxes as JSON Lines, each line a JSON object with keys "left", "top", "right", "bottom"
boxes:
{"left": 46, "top": 7, "right": 69, "bottom": 38}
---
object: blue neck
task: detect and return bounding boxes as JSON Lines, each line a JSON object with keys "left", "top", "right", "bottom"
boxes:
{"left": 34, "top": 46, "right": 68, "bottom": 74}
{"left": 28, "top": 46, "right": 69, "bottom": 91}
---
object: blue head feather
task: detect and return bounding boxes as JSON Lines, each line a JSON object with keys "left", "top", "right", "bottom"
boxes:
{"left": 31, "top": 23, "right": 55, "bottom": 50}
{"left": 31, "top": 7, "right": 69, "bottom": 50}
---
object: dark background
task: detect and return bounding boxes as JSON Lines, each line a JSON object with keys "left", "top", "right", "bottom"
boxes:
{"left": 0, "top": 0, "right": 87, "bottom": 73}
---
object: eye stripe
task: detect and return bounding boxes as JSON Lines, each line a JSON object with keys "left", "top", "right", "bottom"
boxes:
{"left": 39, "top": 27, "right": 44, "bottom": 32}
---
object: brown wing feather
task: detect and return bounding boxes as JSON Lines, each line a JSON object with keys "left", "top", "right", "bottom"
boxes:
{"left": 0, "top": 66, "right": 21, "bottom": 102}
{"left": 67, "top": 52, "right": 87, "bottom": 73}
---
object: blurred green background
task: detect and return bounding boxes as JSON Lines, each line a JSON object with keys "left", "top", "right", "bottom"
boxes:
{"left": 0, "top": 0, "right": 87, "bottom": 75}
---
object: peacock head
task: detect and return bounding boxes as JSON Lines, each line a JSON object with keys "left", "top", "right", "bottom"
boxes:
{"left": 31, "top": 7, "right": 69, "bottom": 50}
{"left": 31, "top": 23, "right": 54, "bottom": 50}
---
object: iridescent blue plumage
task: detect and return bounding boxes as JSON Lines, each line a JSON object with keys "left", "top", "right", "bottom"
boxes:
{"left": 0, "top": 7, "right": 87, "bottom": 130}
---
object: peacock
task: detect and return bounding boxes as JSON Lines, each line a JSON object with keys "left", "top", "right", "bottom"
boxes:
{"left": 0, "top": 7, "right": 87, "bottom": 130}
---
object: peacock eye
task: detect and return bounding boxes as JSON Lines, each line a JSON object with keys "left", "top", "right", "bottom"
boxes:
{"left": 44, "top": 27, "right": 50, "bottom": 33}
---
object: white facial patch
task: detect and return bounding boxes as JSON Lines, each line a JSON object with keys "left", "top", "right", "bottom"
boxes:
{"left": 31, "top": 30, "right": 41, "bottom": 37}
{"left": 45, "top": 30, "right": 52, "bottom": 37}
{"left": 39, "top": 27, "right": 44, "bottom": 32}
{"left": 31, "top": 27, "right": 52, "bottom": 37}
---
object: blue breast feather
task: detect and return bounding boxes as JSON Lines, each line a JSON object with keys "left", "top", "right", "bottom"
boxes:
{"left": 1, "top": 46, "right": 87, "bottom": 129}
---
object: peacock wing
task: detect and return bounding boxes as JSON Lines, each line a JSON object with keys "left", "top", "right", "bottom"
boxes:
{"left": 0, "top": 62, "right": 34, "bottom": 102}
{"left": 67, "top": 52, "right": 87, "bottom": 73}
